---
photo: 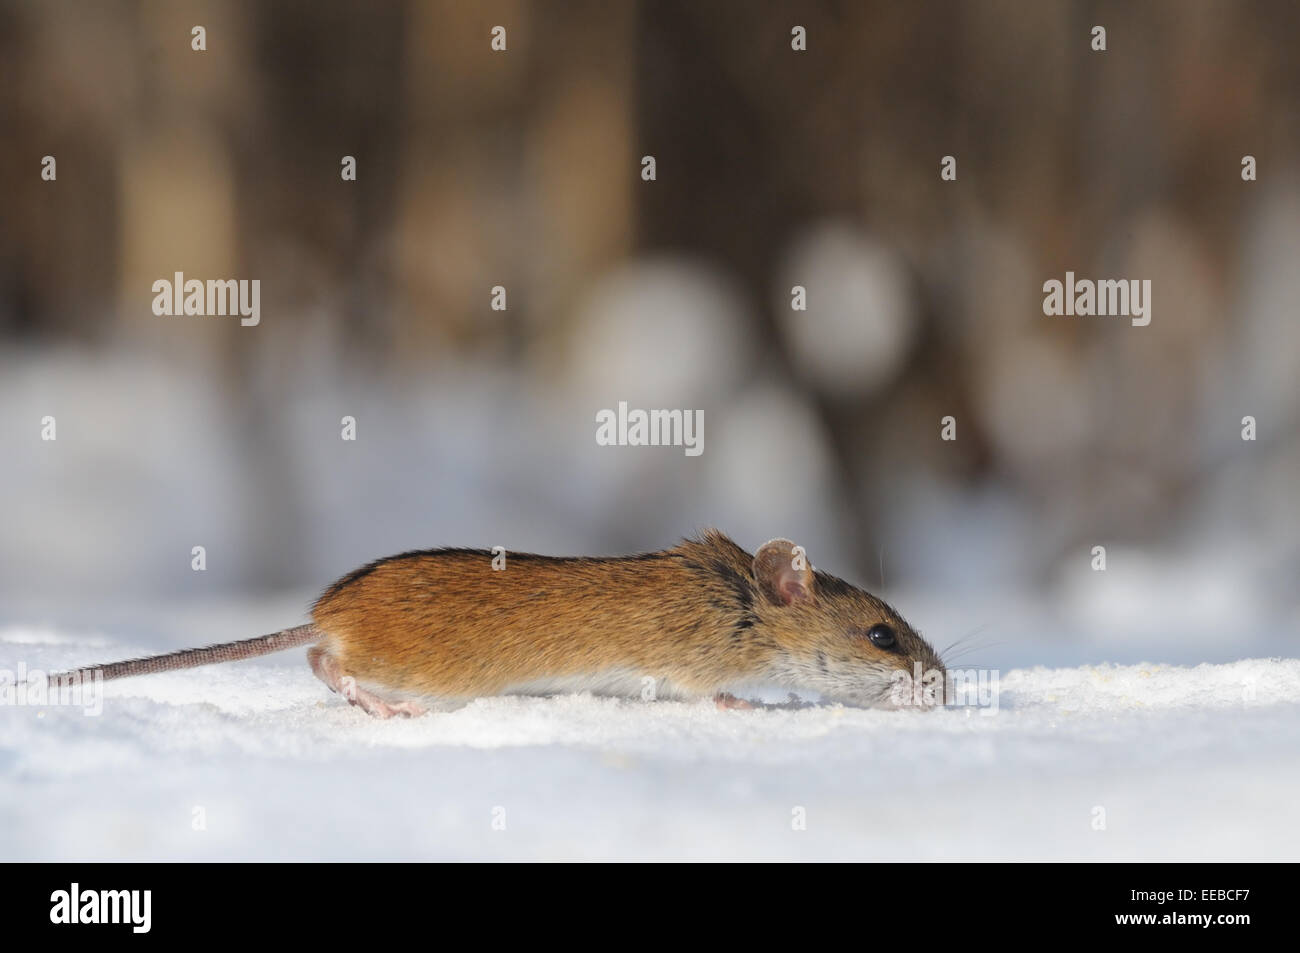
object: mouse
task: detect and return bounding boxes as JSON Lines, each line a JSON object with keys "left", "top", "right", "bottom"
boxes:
{"left": 47, "top": 531, "right": 946, "bottom": 718}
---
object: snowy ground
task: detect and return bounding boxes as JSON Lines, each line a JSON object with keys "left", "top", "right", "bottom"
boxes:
{"left": 3, "top": 616, "right": 1298, "bottom": 862}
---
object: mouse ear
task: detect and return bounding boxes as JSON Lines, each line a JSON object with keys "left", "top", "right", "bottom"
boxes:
{"left": 753, "top": 538, "right": 815, "bottom": 606}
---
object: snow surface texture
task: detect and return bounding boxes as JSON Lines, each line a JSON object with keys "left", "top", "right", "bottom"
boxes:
{"left": 3, "top": 625, "right": 1298, "bottom": 862}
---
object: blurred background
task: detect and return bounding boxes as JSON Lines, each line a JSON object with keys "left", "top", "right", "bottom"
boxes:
{"left": 2, "top": 0, "right": 1297, "bottom": 666}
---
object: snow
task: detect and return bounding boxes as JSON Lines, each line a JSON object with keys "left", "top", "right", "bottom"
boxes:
{"left": 3, "top": 625, "right": 1298, "bottom": 861}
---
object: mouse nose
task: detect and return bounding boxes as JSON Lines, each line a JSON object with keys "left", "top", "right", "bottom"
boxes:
{"left": 914, "top": 663, "right": 946, "bottom": 709}
{"left": 884, "top": 662, "right": 945, "bottom": 709}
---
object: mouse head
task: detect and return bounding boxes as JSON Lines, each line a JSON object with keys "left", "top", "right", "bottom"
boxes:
{"left": 751, "top": 538, "right": 945, "bottom": 709}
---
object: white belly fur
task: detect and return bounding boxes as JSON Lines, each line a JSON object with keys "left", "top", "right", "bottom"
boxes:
{"left": 502, "top": 668, "right": 698, "bottom": 701}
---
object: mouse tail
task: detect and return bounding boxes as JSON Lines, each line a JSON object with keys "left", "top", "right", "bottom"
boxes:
{"left": 46, "top": 624, "right": 321, "bottom": 687}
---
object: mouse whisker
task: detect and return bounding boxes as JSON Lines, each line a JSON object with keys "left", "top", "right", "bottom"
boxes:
{"left": 938, "top": 624, "right": 991, "bottom": 661}
{"left": 941, "top": 639, "right": 1009, "bottom": 667}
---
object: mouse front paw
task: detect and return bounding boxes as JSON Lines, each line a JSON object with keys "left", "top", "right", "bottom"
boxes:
{"left": 714, "top": 692, "right": 756, "bottom": 711}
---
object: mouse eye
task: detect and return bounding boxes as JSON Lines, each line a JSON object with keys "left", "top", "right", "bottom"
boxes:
{"left": 865, "top": 623, "right": 896, "bottom": 649}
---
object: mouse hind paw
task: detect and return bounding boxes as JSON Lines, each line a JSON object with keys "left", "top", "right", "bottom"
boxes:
{"left": 309, "top": 647, "right": 428, "bottom": 719}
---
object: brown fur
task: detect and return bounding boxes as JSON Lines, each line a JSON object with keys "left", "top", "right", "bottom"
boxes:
{"left": 311, "top": 530, "right": 943, "bottom": 705}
